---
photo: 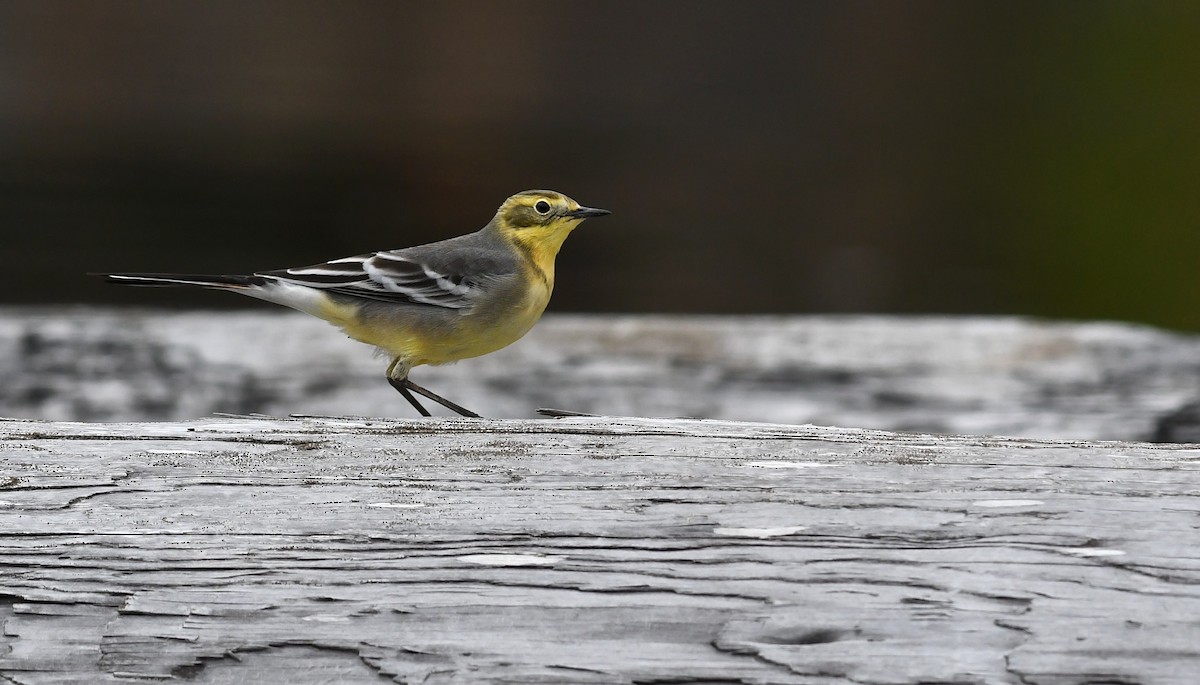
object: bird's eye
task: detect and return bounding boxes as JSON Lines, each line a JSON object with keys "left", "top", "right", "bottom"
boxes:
{"left": 534, "top": 200, "right": 551, "bottom": 215}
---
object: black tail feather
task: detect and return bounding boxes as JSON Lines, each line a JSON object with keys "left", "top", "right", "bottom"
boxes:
{"left": 94, "top": 273, "right": 269, "bottom": 288}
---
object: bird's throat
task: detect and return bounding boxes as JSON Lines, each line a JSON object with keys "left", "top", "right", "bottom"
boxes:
{"left": 513, "top": 228, "right": 573, "bottom": 288}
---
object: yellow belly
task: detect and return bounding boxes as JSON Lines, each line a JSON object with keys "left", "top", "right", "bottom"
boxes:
{"left": 317, "top": 280, "right": 551, "bottom": 368}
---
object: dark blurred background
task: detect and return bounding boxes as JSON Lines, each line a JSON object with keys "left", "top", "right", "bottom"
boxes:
{"left": 2, "top": 1, "right": 1198, "bottom": 329}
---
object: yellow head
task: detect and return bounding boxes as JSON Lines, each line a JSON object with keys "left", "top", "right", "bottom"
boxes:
{"left": 490, "top": 190, "right": 610, "bottom": 263}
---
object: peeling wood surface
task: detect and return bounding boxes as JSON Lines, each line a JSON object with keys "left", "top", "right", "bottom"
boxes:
{"left": 2, "top": 414, "right": 1199, "bottom": 684}
{"left": 4, "top": 309, "right": 1200, "bottom": 441}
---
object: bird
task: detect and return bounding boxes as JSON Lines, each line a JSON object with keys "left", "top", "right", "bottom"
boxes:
{"left": 99, "top": 189, "right": 610, "bottom": 418}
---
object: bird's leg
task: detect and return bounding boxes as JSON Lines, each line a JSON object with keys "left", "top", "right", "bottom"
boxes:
{"left": 388, "top": 376, "right": 432, "bottom": 417}
{"left": 401, "top": 378, "right": 482, "bottom": 418}
{"left": 386, "top": 357, "right": 481, "bottom": 418}
{"left": 386, "top": 358, "right": 433, "bottom": 417}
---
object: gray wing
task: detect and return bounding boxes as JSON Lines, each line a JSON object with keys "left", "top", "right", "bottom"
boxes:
{"left": 262, "top": 235, "right": 517, "bottom": 310}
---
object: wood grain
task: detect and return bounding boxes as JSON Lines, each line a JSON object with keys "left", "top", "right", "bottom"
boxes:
{"left": 2, "top": 415, "right": 1198, "bottom": 684}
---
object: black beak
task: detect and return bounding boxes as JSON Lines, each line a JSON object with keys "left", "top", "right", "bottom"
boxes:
{"left": 567, "top": 205, "right": 611, "bottom": 219}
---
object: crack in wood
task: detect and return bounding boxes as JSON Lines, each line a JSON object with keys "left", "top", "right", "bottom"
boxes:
{"left": 2, "top": 415, "right": 1198, "bottom": 683}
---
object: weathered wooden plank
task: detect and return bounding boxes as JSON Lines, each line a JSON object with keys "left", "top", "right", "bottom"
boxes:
{"left": 1, "top": 415, "right": 1198, "bottom": 683}
{"left": 3, "top": 310, "right": 1200, "bottom": 441}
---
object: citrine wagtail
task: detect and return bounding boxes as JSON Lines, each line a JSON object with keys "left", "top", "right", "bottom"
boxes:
{"left": 99, "top": 190, "right": 610, "bottom": 418}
